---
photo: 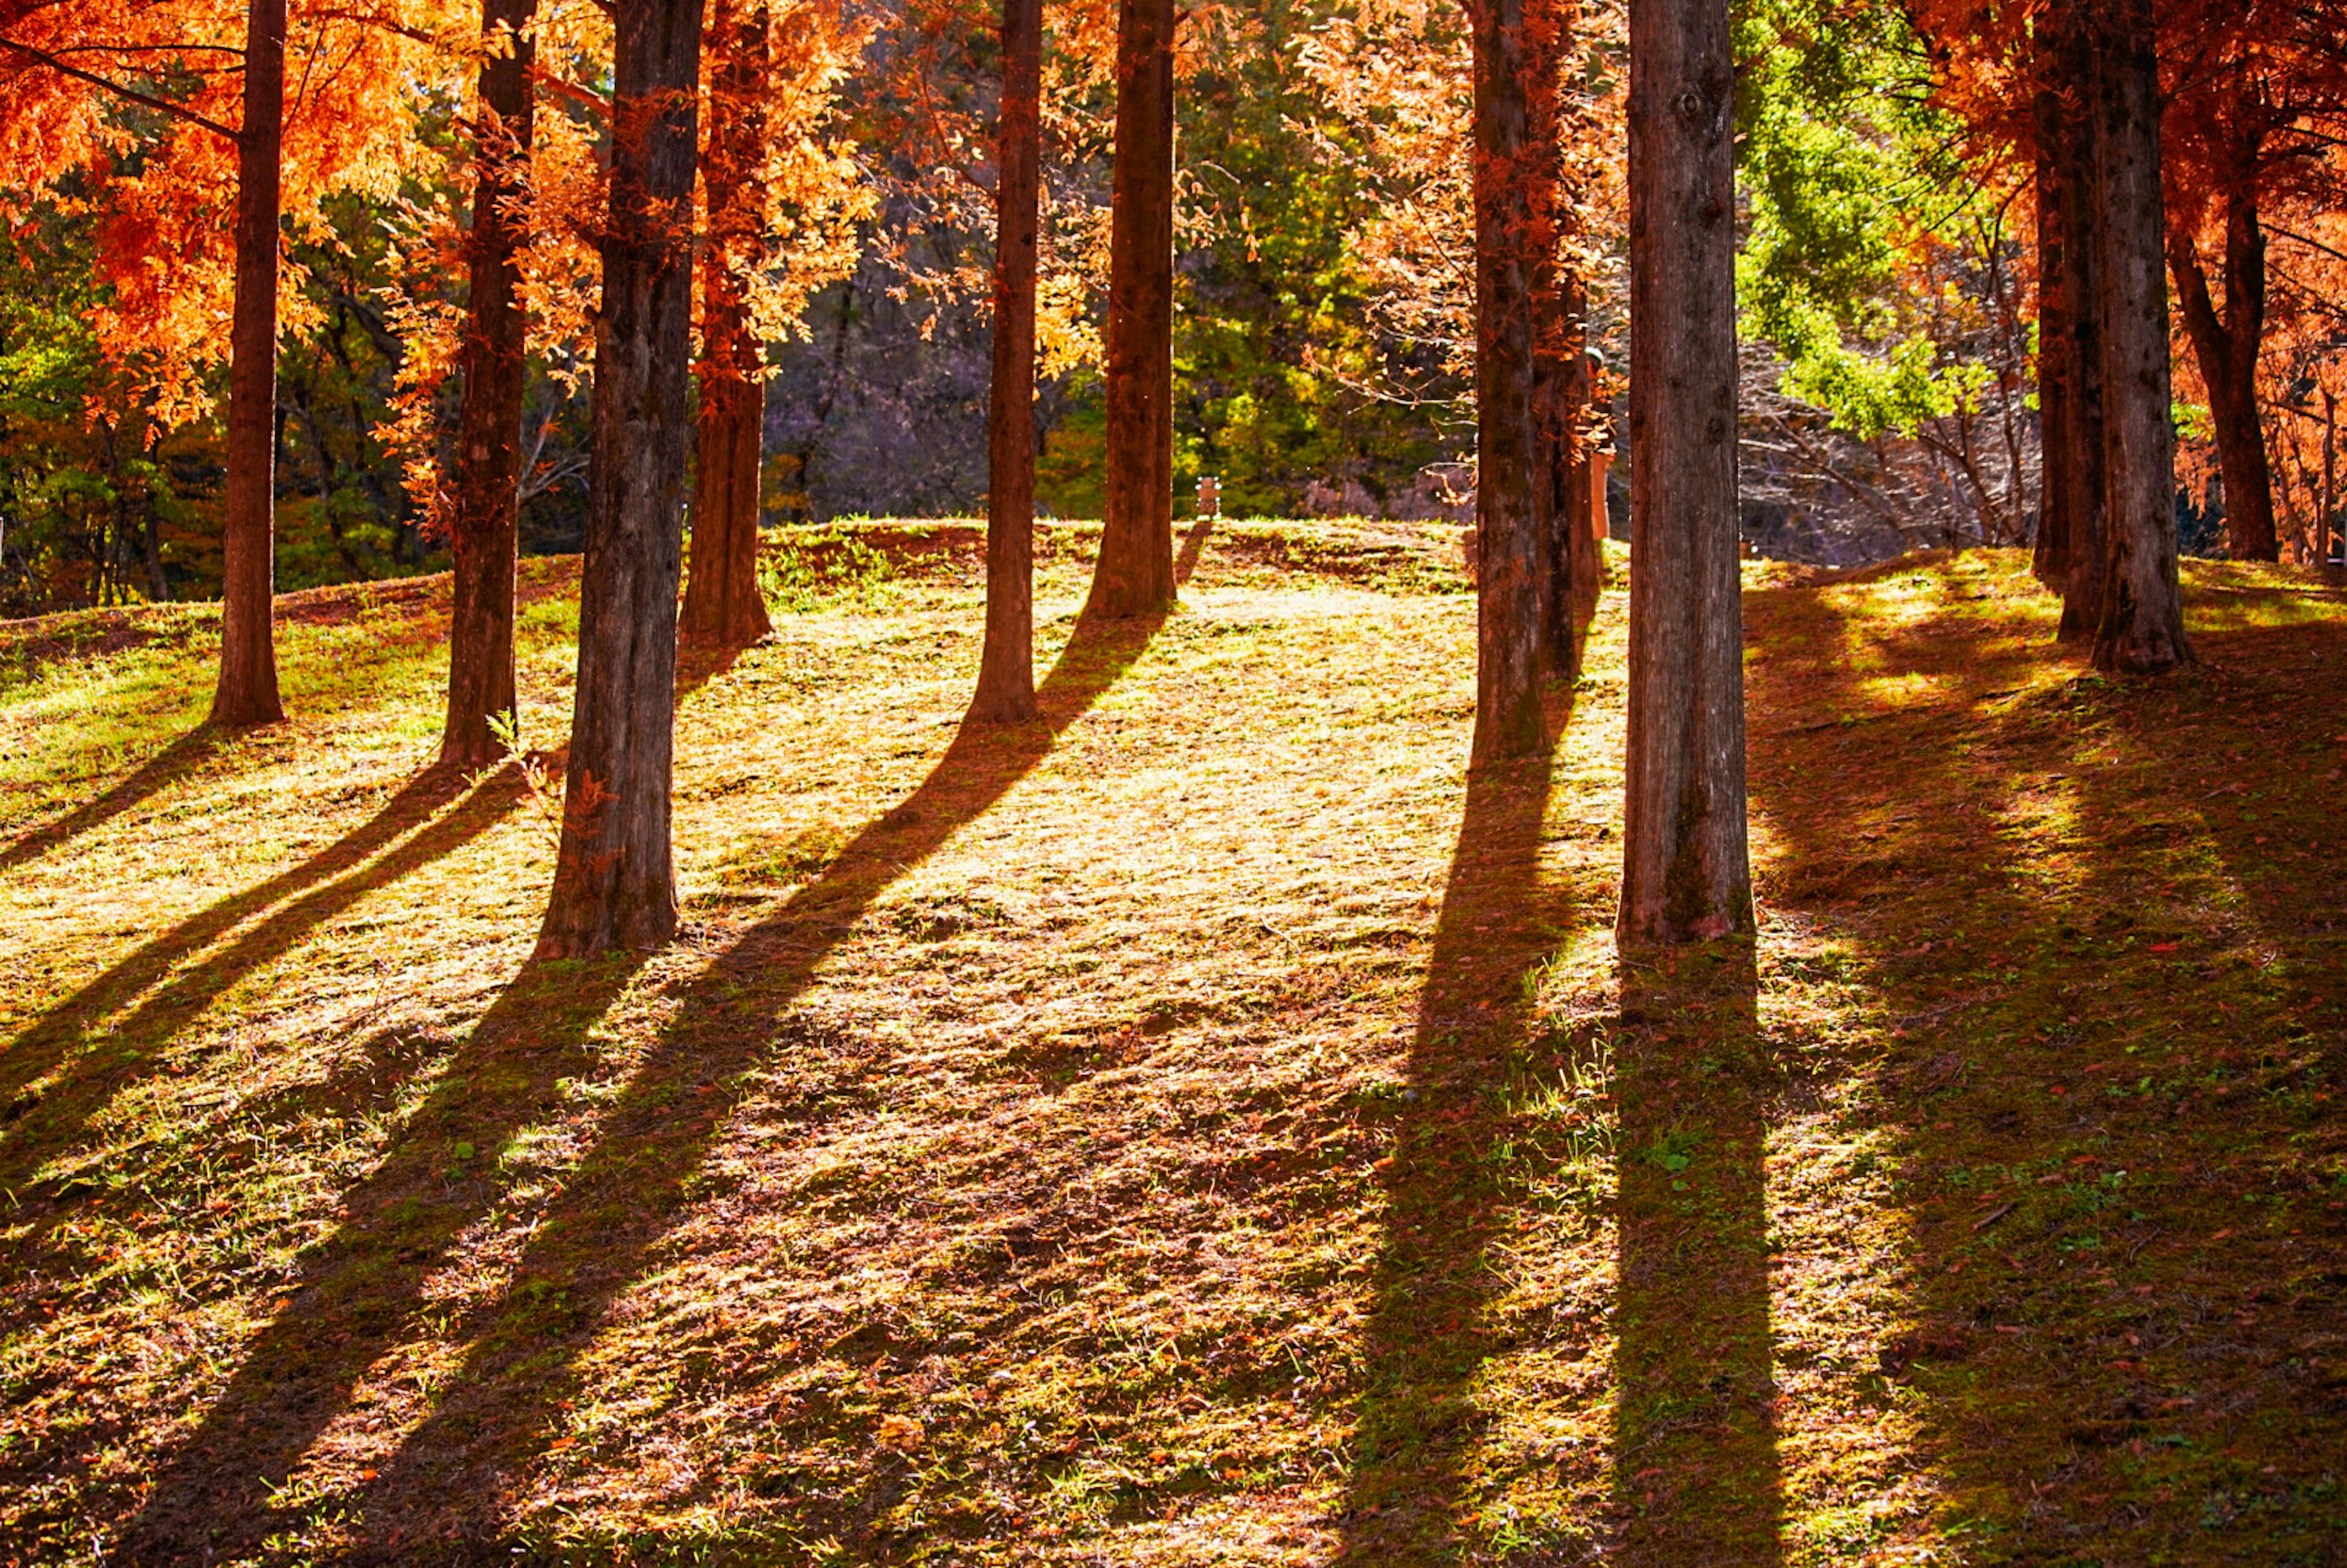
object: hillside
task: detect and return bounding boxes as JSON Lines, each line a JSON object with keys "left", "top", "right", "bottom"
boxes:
{"left": 2, "top": 521, "right": 2343, "bottom": 1566}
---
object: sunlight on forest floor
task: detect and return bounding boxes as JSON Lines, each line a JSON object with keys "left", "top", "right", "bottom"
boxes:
{"left": 2, "top": 522, "right": 2343, "bottom": 1566}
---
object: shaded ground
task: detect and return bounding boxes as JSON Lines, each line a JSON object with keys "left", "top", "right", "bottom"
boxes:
{"left": 0, "top": 523, "right": 2341, "bottom": 1566}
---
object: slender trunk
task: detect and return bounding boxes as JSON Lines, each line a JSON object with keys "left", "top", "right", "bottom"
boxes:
{"left": 2169, "top": 186, "right": 2276, "bottom": 563}
{"left": 970, "top": 0, "right": 1042, "bottom": 722}
{"left": 534, "top": 0, "right": 702, "bottom": 959}
{"left": 1086, "top": 0, "right": 1175, "bottom": 618}
{"left": 679, "top": 0, "right": 774, "bottom": 646}
{"left": 441, "top": 0, "right": 537, "bottom": 767}
{"left": 1618, "top": 0, "right": 1750, "bottom": 945}
{"left": 210, "top": 0, "right": 285, "bottom": 727}
{"left": 1468, "top": 0, "right": 1548, "bottom": 762}
{"left": 1529, "top": 0, "right": 1596, "bottom": 676}
{"left": 2041, "top": 0, "right": 2109, "bottom": 639}
{"left": 2325, "top": 391, "right": 2337, "bottom": 565}
{"left": 2088, "top": 0, "right": 2191, "bottom": 673}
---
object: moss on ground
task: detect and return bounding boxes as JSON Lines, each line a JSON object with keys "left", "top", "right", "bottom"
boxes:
{"left": 0, "top": 522, "right": 2341, "bottom": 1566}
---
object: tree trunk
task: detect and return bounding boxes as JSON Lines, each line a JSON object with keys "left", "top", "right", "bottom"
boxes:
{"left": 2038, "top": 0, "right": 2110, "bottom": 639}
{"left": 210, "top": 0, "right": 285, "bottom": 727}
{"left": 969, "top": 0, "right": 1043, "bottom": 722}
{"left": 1529, "top": 0, "right": 1596, "bottom": 678}
{"left": 2169, "top": 185, "right": 2277, "bottom": 563}
{"left": 2088, "top": 0, "right": 2191, "bottom": 675}
{"left": 679, "top": 0, "right": 774, "bottom": 647}
{"left": 533, "top": 0, "right": 702, "bottom": 960}
{"left": 1468, "top": 0, "right": 1548, "bottom": 763}
{"left": 440, "top": 0, "right": 537, "bottom": 768}
{"left": 1085, "top": 0, "right": 1175, "bottom": 618}
{"left": 2031, "top": 90, "right": 2073, "bottom": 590}
{"left": 1618, "top": 0, "right": 1750, "bottom": 945}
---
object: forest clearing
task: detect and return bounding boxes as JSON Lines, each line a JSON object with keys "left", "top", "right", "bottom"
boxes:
{"left": 2, "top": 522, "right": 2343, "bottom": 1564}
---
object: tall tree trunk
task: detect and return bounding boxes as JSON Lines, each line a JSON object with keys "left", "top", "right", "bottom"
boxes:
{"left": 1085, "top": 0, "right": 1175, "bottom": 618}
{"left": 2031, "top": 86, "right": 2074, "bottom": 590}
{"left": 440, "top": 0, "right": 537, "bottom": 768}
{"left": 210, "top": 0, "right": 285, "bottom": 727}
{"left": 970, "top": 0, "right": 1043, "bottom": 722}
{"left": 679, "top": 0, "right": 774, "bottom": 647}
{"left": 1618, "top": 0, "right": 1750, "bottom": 945}
{"left": 1529, "top": 0, "right": 1596, "bottom": 678}
{"left": 2169, "top": 184, "right": 2277, "bottom": 563}
{"left": 2038, "top": 0, "right": 2110, "bottom": 639}
{"left": 2088, "top": 0, "right": 2191, "bottom": 674}
{"left": 1468, "top": 0, "right": 1548, "bottom": 763}
{"left": 534, "top": 0, "right": 702, "bottom": 959}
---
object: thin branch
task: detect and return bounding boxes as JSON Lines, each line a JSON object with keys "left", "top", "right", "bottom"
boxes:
{"left": 0, "top": 36, "right": 238, "bottom": 141}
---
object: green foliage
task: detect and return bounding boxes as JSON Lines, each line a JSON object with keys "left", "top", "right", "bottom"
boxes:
{"left": 1168, "top": 0, "right": 1453, "bottom": 516}
{"left": 1733, "top": 0, "right": 1986, "bottom": 437}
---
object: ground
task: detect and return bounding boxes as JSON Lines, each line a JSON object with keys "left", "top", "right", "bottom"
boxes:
{"left": 1, "top": 519, "right": 2342, "bottom": 1566}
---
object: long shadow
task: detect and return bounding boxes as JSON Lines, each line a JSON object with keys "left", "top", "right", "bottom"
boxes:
{"left": 119, "top": 610, "right": 1167, "bottom": 1561}
{"left": 1338, "top": 722, "right": 1588, "bottom": 1563}
{"left": 1609, "top": 944, "right": 1777, "bottom": 1564}
{"left": 1746, "top": 561, "right": 2347, "bottom": 1561}
{"left": 0, "top": 728, "right": 221, "bottom": 876}
{"left": 0, "top": 767, "right": 516, "bottom": 1176}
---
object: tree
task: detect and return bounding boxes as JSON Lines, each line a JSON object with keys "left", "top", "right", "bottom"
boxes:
{"left": 534, "top": 0, "right": 703, "bottom": 959}
{"left": 678, "top": 0, "right": 776, "bottom": 647}
{"left": 210, "top": 0, "right": 289, "bottom": 727}
{"left": 1617, "top": 0, "right": 1751, "bottom": 943}
{"left": 2032, "top": 0, "right": 2110, "bottom": 638}
{"left": 440, "top": 0, "right": 539, "bottom": 766}
{"left": 1086, "top": 0, "right": 1176, "bottom": 619}
{"left": 969, "top": 0, "right": 1044, "bottom": 721}
{"left": 1464, "top": 0, "right": 1549, "bottom": 763}
{"left": 2085, "top": 0, "right": 2191, "bottom": 674}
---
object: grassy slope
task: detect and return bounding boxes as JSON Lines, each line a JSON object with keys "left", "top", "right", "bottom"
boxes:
{"left": 0, "top": 522, "right": 2341, "bottom": 1567}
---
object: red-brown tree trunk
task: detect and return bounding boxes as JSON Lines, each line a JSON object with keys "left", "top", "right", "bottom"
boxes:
{"left": 2038, "top": 0, "right": 2110, "bottom": 640}
{"left": 534, "top": 0, "right": 702, "bottom": 959}
{"left": 1527, "top": 0, "right": 1596, "bottom": 677}
{"left": 210, "top": 0, "right": 285, "bottom": 727}
{"left": 969, "top": 0, "right": 1043, "bottom": 722}
{"left": 1468, "top": 0, "right": 1549, "bottom": 763}
{"left": 2088, "top": 0, "right": 2192, "bottom": 674}
{"left": 2169, "top": 185, "right": 2278, "bottom": 563}
{"left": 439, "top": 0, "right": 537, "bottom": 768}
{"left": 679, "top": 0, "right": 774, "bottom": 647}
{"left": 1085, "top": 0, "right": 1175, "bottom": 618}
{"left": 2032, "top": 86, "right": 2074, "bottom": 591}
{"left": 1618, "top": 0, "right": 1750, "bottom": 945}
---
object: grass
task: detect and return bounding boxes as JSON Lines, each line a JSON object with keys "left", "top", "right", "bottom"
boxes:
{"left": 1, "top": 518, "right": 2342, "bottom": 1566}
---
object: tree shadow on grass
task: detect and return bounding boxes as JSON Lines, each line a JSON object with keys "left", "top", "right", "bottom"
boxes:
{"left": 0, "top": 767, "right": 526, "bottom": 1193}
{"left": 1337, "top": 710, "right": 1584, "bottom": 1563}
{"left": 1177, "top": 518, "right": 1215, "bottom": 585}
{"left": 1609, "top": 944, "right": 1776, "bottom": 1565}
{"left": 0, "top": 728, "right": 222, "bottom": 877}
{"left": 1744, "top": 562, "right": 2347, "bottom": 1563}
{"left": 118, "top": 610, "right": 1167, "bottom": 1560}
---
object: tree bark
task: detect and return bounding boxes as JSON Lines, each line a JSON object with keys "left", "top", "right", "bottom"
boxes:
{"left": 1618, "top": 0, "right": 1750, "bottom": 945}
{"left": 1467, "top": 0, "right": 1548, "bottom": 763}
{"left": 534, "top": 0, "right": 702, "bottom": 959}
{"left": 1527, "top": 0, "right": 1596, "bottom": 678}
{"left": 969, "top": 0, "right": 1043, "bottom": 722}
{"left": 440, "top": 0, "right": 537, "bottom": 768}
{"left": 2169, "top": 185, "right": 2277, "bottom": 563}
{"left": 1085, "top": 0, "right": 1175, "bottom": 618}
{"left": 2038, "top": 0, "right": 2110, "bottom": 639}
{"left": 2088, "top": 0, "right": 2191, "bottom": 674}
{"left": 679, "top": 0, "right": 774, "bottom": 647}
{"left": 210, "top": 0, "right": 285, "bottom": 727}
